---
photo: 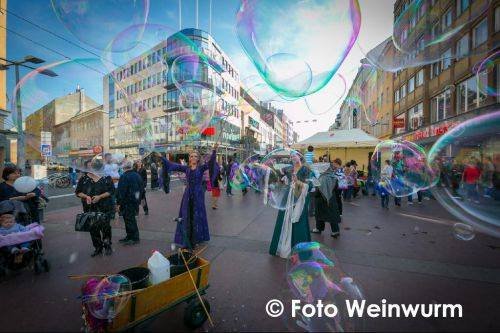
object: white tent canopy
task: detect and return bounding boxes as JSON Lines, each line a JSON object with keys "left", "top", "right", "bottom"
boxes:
{"left": 292, "top": 129, "right": 380, "bottom": 149}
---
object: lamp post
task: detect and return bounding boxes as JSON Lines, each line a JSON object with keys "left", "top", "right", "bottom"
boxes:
{"left": 0, "top": 56, "right": 57, "bottom": 169}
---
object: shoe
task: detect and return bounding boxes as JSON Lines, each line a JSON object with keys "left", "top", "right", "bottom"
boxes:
{"left": 119, "top": 238, "right": 129, "bottom": 243}
{"left": 10, "top": 247, "right": 20, "bottom": 254}
{"left": 311, "top": 228, "right": 322, "bottom": 234}
{"left": 331, "top": 232, "right": 340, "bottom": 238}
{"left": 91, "top": 248, "right": 103, "bottom": 257}
{"left": 20, "top": 247, "right": 30, "bottom": 253}
{"left": 144, "top": 210, "right": 149, "bottom": 215}
{"left": 212, "top": 206, "right": 217, "bottom": 210}
{"left": 123, "top": 239, "right": 140, "bottom": 246}
{"left": 104, "top": 246, "right": 113, "bottom": 256}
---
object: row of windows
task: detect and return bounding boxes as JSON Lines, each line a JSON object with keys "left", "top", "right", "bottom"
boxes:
{"left": 116, "top": 71, "right": 166, "bottom": 100}
{"left": 115, "top": 46, "right": 167, "bottom": 82}
{"left": 395, "top": 69, "right": 424, "bottom": 103}
{"left": 115, "top": 93, "right": 166, "bottom": 117}
{"left": 394, "top": 67, "right": 495, "bottom": 133}
{"left": 221, "top": 77, "right": 239, "bottom": 100}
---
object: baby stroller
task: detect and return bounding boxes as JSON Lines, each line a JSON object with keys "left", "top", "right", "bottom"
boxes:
{"left": 0, "top": 201, "right": 50, "bottom": 277}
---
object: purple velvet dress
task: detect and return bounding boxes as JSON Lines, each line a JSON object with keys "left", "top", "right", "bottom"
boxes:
{"left": 162, "top": 150, "right": 216, "bottom": 248}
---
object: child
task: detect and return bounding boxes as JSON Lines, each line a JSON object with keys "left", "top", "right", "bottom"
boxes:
{"left": 0, "top": 201, "right": 31, "bottom": 254}
{"left": 377, "top": 181, "right": 390, "bottom": 209}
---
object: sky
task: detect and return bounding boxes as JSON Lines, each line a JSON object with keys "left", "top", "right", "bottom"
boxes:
{"left": 3, "top": 0, "right": 395, "bottom": 140}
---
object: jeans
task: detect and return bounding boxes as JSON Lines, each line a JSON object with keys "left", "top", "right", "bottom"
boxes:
{"left": 464, "top": 183, "right": 479, "bottom": 201}
{"left": 381, "top": 194, "right": 389, "bottom": 208}
{"left": 70, "top": 172, "right": 77, "bottom": 186}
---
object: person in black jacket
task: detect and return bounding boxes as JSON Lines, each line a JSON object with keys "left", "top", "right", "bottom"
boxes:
{"left": 160, "top": 153, "right": 171, "bottom": 194}
{"left": 75, "top": 160, "right": 115, "bottom": 256}
{"left": 133, "top": 160, "right": 149, "bottom": 215}
{"left": 116, "top": 160, "right": 143, "bottom": 245}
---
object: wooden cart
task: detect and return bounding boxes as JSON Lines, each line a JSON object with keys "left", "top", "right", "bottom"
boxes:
{"left": 107, "top": 256, "right": 211, "bottom": 332}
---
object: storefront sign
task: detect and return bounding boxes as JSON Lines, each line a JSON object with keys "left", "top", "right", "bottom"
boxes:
{"left": 393, "top": 117, "right": 405, "bottom": 129}
{"left": 249, "top": 116, "right": 260, "bottom": 130}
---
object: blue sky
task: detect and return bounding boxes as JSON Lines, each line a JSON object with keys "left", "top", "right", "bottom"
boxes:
{"left": 4, "top": 0, "right": 394, "bottom": 139}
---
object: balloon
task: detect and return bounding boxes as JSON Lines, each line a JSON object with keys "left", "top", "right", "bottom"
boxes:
{"left": 13, "top": 176, "right": 37, "bottom": 193}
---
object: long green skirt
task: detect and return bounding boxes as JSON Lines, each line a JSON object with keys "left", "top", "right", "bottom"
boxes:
{"left": 269, "top": 194, "right": 312, "bottom": 256}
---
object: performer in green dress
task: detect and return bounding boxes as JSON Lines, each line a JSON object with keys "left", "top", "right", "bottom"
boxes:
{"left": 269, "top": 154, "right": 312, "bottom": 258}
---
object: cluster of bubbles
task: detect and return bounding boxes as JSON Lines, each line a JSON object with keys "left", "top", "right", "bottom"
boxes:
{"left": 82, "top": 274, "right": 132, "bottom": 321}
{"left": 371, "top": 140, "right": 439, "bottom": 198}
{"left": 427, "top": 111, "right": 500, "bottom": 239}
{"left": 284, "top": 242, "right": 364, "bottom": 332}
{"left": 230, "top": 148, "right": 312, "bottom": 210}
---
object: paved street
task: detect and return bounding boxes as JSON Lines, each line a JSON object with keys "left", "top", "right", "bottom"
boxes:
{"left": 1, "top": 186, "right": 500, "bottom": 332}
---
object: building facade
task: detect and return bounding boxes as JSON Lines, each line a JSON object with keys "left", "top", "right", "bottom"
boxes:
{"left": 391, "top": 0, "right": 500, "bottom": 149}
{"left": 25, "top": 88, "right": 99, "bottom": 163}
{"left": 0, "top": 1, "right": 10, "bottom": 165}
{"left": 106, "top": 28, "right": 243, "bottom": 158}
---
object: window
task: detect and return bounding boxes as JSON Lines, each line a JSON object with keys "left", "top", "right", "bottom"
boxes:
{"left": 457, "top": 0, "right": 469, "bottom": 16}
{"left": 395, "top": 90, "right": 400, "bottom": 103}
{"left": 496, "top": 7, "right": 500, "bottom": 33}
{"left": 431, "top": 61, "right": 441, "bottom": 79}
{"left": 441, "top": 8, "right": 452, "bottom": 32}
{"left": 456, "top": 34, "right": 469, "bottom": 59}
{"left": 409, "top": 103, "right": 424, "bottom": 130}
{"left": 416, "top": 69, "right": 424, "bottom": 86}
{"left": 441, "top": 48, "right": 452, "bottom": 70}
{"left": 431, "top": 89, "right": 451, "bottom": 123}
{"left": 401, "top": 83, "right": 407, "bottom": 98}
{"left": 408, "top": 76, "right": 415, "bottom": 93}
{"left": 473, "top": 19, "right": 488, "bottom": 48}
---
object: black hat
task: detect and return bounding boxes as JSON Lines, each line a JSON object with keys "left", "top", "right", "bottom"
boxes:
{"left": 0, "top": 200, "right": 16, "bottom": 215}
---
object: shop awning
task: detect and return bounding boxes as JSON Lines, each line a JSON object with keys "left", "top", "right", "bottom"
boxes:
{"left": 292, "top": 129, "right": 380, "bottom": 149}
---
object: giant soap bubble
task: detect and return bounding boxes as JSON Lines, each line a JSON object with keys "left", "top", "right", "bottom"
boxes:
{"left": 371, "top": 140, "right": 439, "bottom": 197}
{"left": 284, "top": 242, "right": 365, "bottom": 332}
{"left": 236, "top": 0, "right": 361, "bottom": 99}
{"left": 51, "top": 0, "right": 150, "bottom": 52}
{"left": 83, "top": 274, "right": 132, "bottom": 320}
{"left": 260, "top": 148, "right": 311, "bottom": 210}
{"left": 428, "top": 111, "right": 500, "bottom": 238}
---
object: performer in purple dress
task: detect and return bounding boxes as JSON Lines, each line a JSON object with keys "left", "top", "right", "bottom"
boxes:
{"left": 161, "top": 145, "right": 218, "bottom": 248}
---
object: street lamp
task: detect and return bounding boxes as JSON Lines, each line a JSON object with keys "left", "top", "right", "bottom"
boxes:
{"left": 0, "top": 56, "right": 57, "bottom": 169}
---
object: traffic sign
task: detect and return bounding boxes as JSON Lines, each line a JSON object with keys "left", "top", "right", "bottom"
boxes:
{"left": 41, "top": 144, "right": 52, "bottom": 157}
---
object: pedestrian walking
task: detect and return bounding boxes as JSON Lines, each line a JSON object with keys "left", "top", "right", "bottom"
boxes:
{"left": 161, "top": 145, "right": 218, "bottom": 249}
{"left": 225, "top": 157, "right": 234, "bottom": 196}
{"left": 69, "top": 159, "right": 78, "bottom": 188}
{"left": 75, "top": 159, "right": 115, "bottom": 256}
{"left": 377, "top": 181, "right": 390, "bottom": 209}
{"left": 462, "top": 158, "right": 481, "bottom": 203}
{"left": 150, "top": 162, "right": 159, "bottom": 190}
{"left": 134, "top": 160, "right": 149, "bottom": 215}
{"left": 209, "top": 159, "right": 221, "bottom": 209}
{"left": 161, "top": 154, "right": 171, "bottom": 194}
{"left": 311, "top": 165, "right": 342, "bottom": 238}
{"left": 331, "top": 158, "right": 344, "bottom": 216}
{"left": 116, "top": 160, "right": 143, "bottom": 245}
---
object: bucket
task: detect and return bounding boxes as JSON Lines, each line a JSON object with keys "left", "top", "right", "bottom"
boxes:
{"left": 118, "top": 267, "right": 151, "bottom": 290}
{"left": 168, "top": 252, "right": 198, "bottom": 277}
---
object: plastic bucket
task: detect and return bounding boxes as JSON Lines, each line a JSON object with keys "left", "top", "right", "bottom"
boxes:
{"left": 118, "top": 267, "right": 151, "bottom": 290}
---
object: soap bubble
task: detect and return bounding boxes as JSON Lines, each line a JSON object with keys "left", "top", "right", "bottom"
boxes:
{"left": 304, "top": 74, "right": 347, "bottom": 116}
{"left": 236, "top": 0, "right": 361, "bottom": 98}
{"left": 230, "top": 154, "right": 267, "bottom": 192}
{"left": 284, "top": 242, "right": 365, "bottom": 332}
{"left": 260, "top": 148, "right": 311, "bottom": 210}
{"left": 371, "top": 140, "right": 439, "bottom": 197}
{"left": 453, "top": 223, "right": 475, "bottom": 241}
{"left": 13, "top": 176, "right": 37, "bottom": 193}
{"left": 428, "top": 111, "right": 500, "bottom": 238}
{"left": 51, "top": 0, "right": 150, "bottom": 52}
{"left": 84, "top": 274, "right": 132, "bottom": 320}
{"left": 474, "top": 51, "right": 500, "bottom": 98}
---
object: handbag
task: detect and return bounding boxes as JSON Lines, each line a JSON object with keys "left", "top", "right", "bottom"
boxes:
{"left": 75, "top": 212, "right": 107, "bottom": 232}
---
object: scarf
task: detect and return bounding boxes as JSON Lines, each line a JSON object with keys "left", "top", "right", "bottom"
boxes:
{"left": 318, "top": 167, "right": 337, "bottom": 203}
{"left": 277, "top": 181, "right": 309, "bottom": 259}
